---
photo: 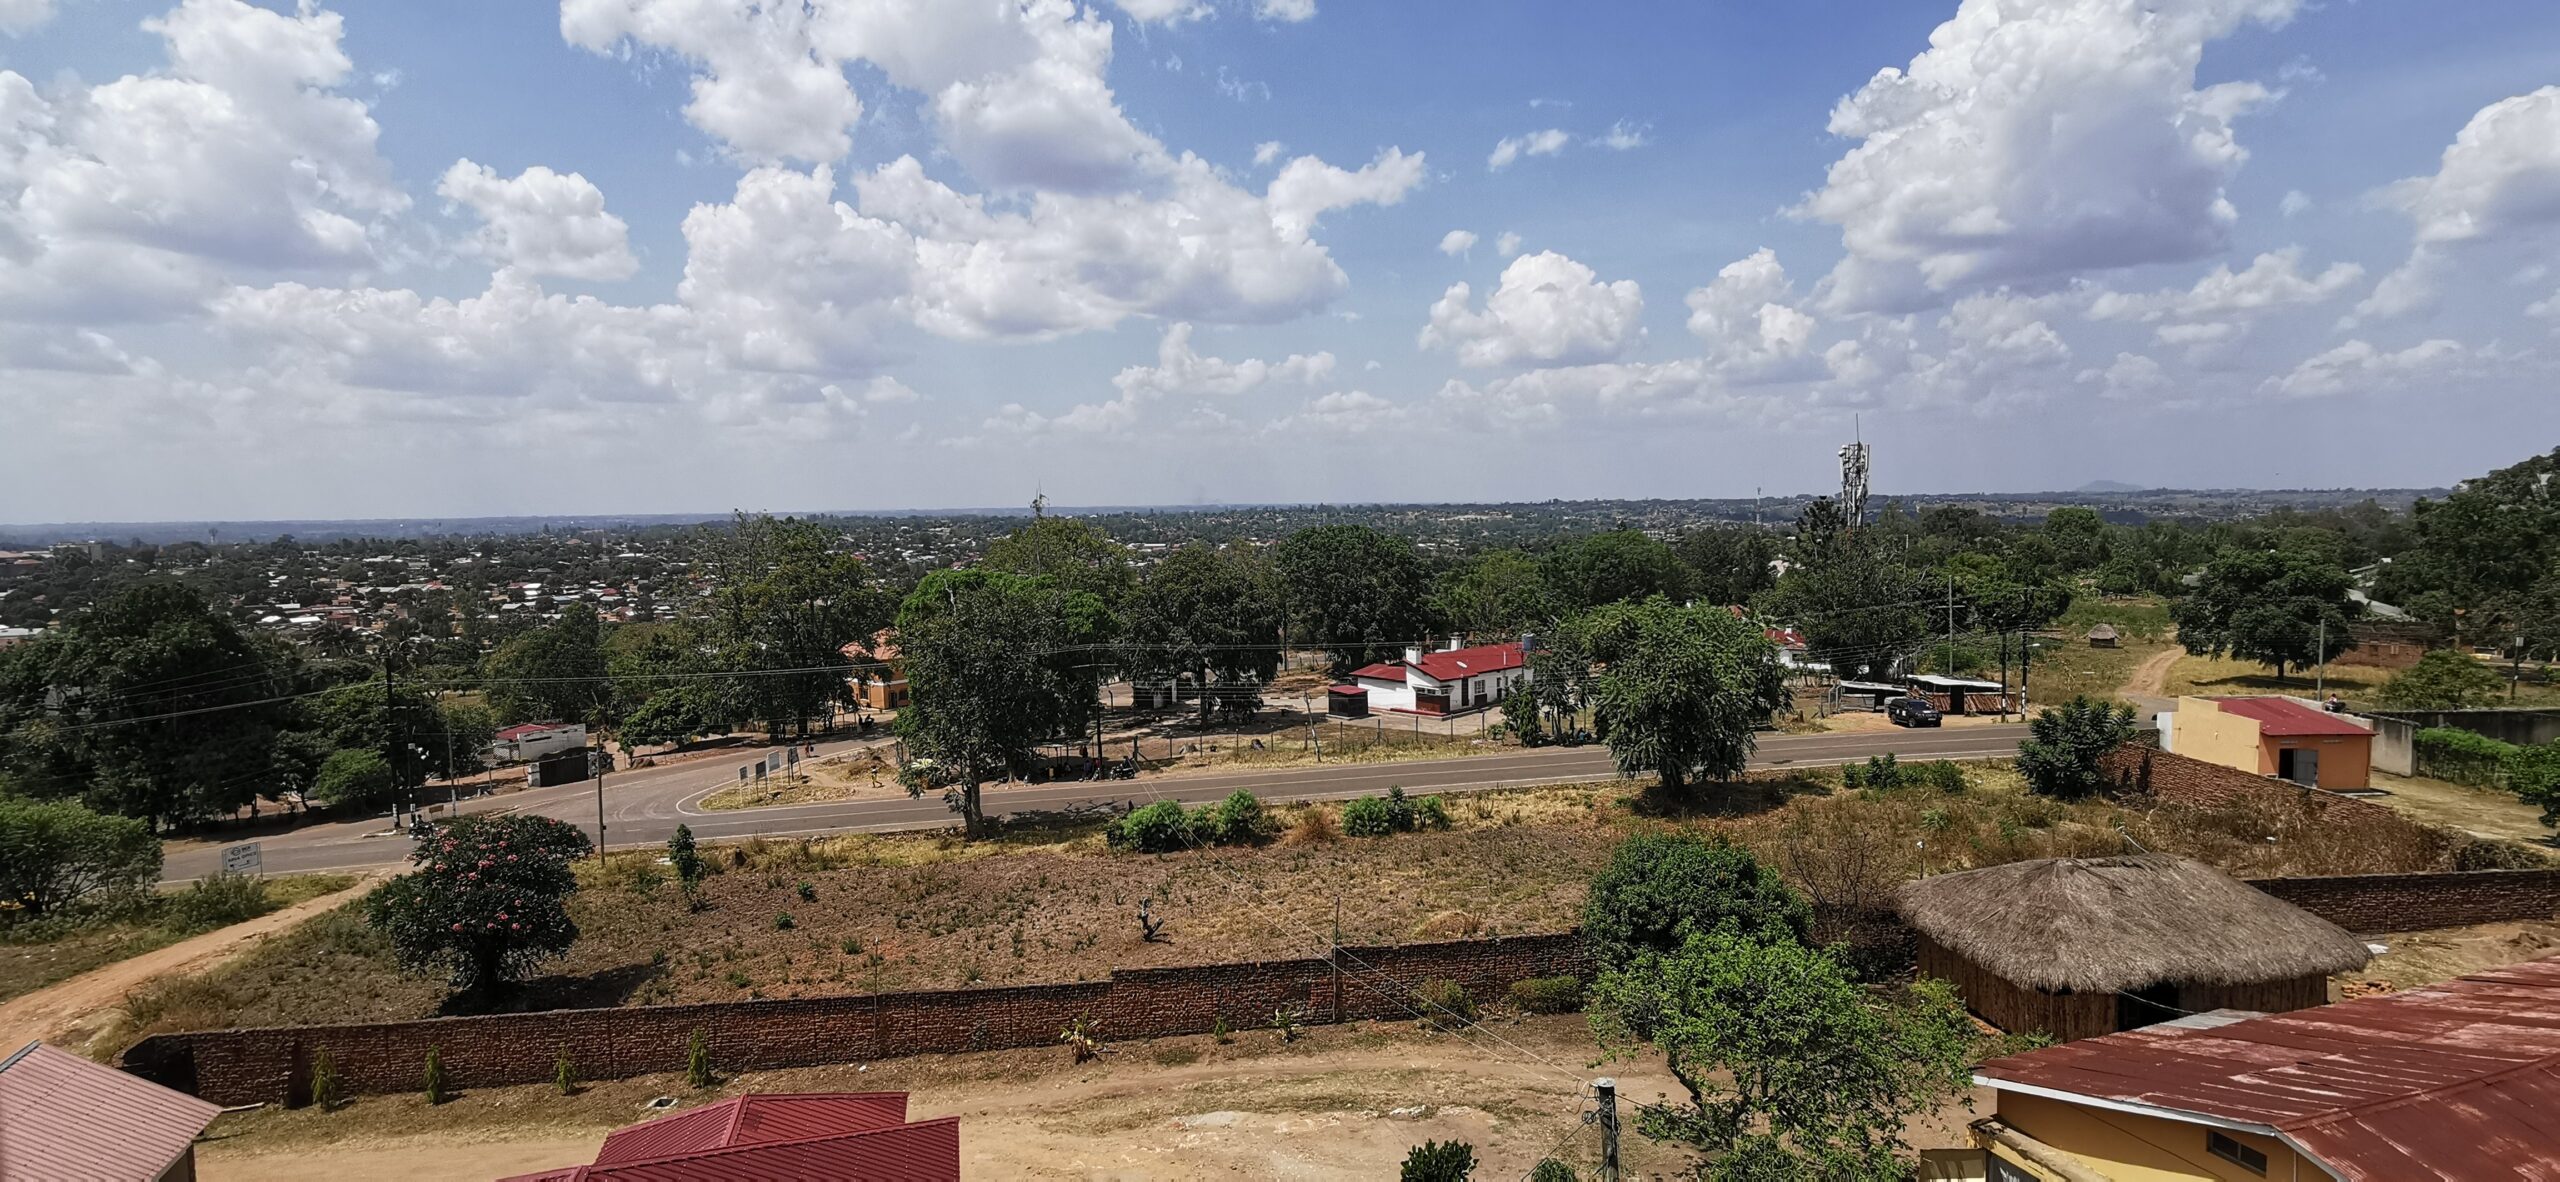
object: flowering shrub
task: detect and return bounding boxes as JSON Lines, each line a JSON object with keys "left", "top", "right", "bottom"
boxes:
{"left": 365, "top": 813, "right": 591, "bottom": 994}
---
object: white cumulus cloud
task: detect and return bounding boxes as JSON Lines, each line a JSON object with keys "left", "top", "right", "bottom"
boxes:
{"left": 2354, "top": 86, "right": 2560, "bottom": 324}
{"left": 1801, "top": 0, "right": 2301, "bottom": 311}
{"left": 1439, "top": 229, "right": 1478, "bottom": 256}
{"left": 437, "top": 159, "right": 639, "bottom": 281}
{"left": 1487, "top": 128, "right": 1569, "bottom": 171}
{"left": 1421, "top": 250, "right": 1645, "bottom": 368}
{"left": 2264, "top": 338, "right": 2464, "bottom": 398}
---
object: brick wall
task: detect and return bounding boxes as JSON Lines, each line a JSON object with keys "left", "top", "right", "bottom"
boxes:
{"left": 121, "top": 932, "right": 1588, "bottom": 1106}
{"left": 2099, "top": 744, "right": 2404, "bottom": 826}
{"left": 2249, "top": 870, "right": 2560, "bottom": 934}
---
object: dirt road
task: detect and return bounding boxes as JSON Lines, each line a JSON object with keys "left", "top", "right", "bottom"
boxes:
{"left": 0, "top": 873, "right": 383, "bottom": 1052}
{"left": 2121, "top": 646, "right": 2183, "bottom": 716}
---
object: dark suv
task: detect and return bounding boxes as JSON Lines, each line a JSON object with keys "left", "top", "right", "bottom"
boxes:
{"left": 1887, "top": 697, "right": 1942, "bottom": 727}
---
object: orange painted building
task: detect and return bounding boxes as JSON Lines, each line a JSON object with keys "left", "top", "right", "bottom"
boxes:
{"left": 2166, "top": 696, "right": 2373, "bottom": 791}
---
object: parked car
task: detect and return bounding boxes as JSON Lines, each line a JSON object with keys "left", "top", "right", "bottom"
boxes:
{"left": 1887, "top": 697, "right": 1942, "bottom": 727}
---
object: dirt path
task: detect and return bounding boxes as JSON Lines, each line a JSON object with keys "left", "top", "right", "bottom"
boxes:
{"left": 2123, "top": 646, "right": 2180, "bottom": 699}
{"left": 0, "top": 873, "right": 384, "bottom": 1051}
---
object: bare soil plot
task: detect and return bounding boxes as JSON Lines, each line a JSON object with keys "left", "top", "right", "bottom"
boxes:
{"left": 189, "top": 1011, "right": 1995, "bottom": 1181}
{"left": 2367, "top": 771, "right": 2555, "bottom": 846}
{"left": 2345, "top": 920, "right": 2560, "bottom": 993}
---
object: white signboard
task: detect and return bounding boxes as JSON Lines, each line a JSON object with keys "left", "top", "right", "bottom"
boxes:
{"left": 220, "top": 842, "right": 262, "bottom": 876}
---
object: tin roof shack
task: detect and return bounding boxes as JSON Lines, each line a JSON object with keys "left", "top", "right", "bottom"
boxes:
{"left": 0, "top": 1040, "right": 219, "bottom": 1182}
{"left": 501, "top": 1092, "right": 959, "bottom": 1181}
{"left": 1966, "top": 955, "right": 2560, "bottom": 1181}
{"left": 1897, "top": 855, "right": 2369, "bottom": 1044}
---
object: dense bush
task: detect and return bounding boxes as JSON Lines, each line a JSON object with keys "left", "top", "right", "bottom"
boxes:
{"left": 162, "top": 874, "right": 272, "bottom": 934}
{"left": 1527, "top": 1160, "right": 1579, "bottom": 1182}
{"left": 2016, "top": 697, "right": 2139, "bottom": 799}
{"left": 0, "top": 796, "right": 160, "bottom": 919}
{"left": 2508, "top": 743, "right": 2560, "bottom": 827}
{"left": 1508, "top": 975, "right": 1585, "bottom": 1014}
{"left": 1412, "top": 977, "right": 1476, "bottom": 1030}
{"left": 2453, "top": 837, "right": 2550, "bottom": 870}
{"left": 2381, "top": 650, "right": 2509, "bottom": 710}
{"left": 1581, "top": 833, "right": 1808, "bottom": 973}
{"left": 1840, "top": 755, "right": 1969, "bottom": 795}
{"left": 1107, "top": 791, "right": 1277, "bottom": 852}
{"left": 1341, "top": 787, "right": 1447, "bottom": 838}
{"left": 1341, "top": 795, "right": 1395, "bottom": 837}
{"left": 1197, "top": 790, "right": 1276, "bottom": 845}
{"left": 2415, "top": 728, "right": 2520, "bottom": 787}
{"left": 1108, "top": 801, "right": 1196, "bottom": 852}
{"left": 1401, "top": 1139, "right": 1476, "bottom": 1181}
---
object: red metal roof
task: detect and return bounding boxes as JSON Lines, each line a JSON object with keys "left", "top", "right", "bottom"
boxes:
{"left": 1412, "top": 641, "right": 1526, "bottom": 682}
{"left": 0, "top": 1040, "right": 220, "bottom": 1182}
{"left": 1349, "top": 661, "right": 1406, "bottom": 684}
{"left": 2212, "top": 696, "right": 2374, "bottom": 737}
{"left": 1975, "top": 955, "right": 2560, "bottom": 1180}
{"left": 593, "top": 1093, "right": 910, "bottom": 1164}
{"left": 495, "top": 721, "right": 571, "bottom": 740}
{"left": 502, "top": 1093, "right": 951, "bottom": 1182}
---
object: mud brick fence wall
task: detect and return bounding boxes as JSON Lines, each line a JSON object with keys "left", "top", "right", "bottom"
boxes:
{"left": 2099, "top": 743, "right": 2407, "bottom": 827}
{"left": 121, "top": 932, "right": 1588, "bottom": 1106}
{"left": 2250, "top": 869, "right": 2560, "bottom": 934}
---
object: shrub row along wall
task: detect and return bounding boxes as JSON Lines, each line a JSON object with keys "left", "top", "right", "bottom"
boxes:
{"left": 2099, "top": 744, "right": 2405, "bottom": 827}
{"left": 2250, "top": 869, "right": 2560, "bottom": 934}
{"left": 120, "top": 932, "right": 1588, "bottom": 1106}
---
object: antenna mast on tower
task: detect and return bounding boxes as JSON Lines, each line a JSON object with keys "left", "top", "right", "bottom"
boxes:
{"left": 1837, "top": 418, "right": 1871, "bottom": 530}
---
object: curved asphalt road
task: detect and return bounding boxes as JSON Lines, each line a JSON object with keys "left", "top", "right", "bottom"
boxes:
{"left": 166, "top": 724, "right": 2028, "bottom": 880}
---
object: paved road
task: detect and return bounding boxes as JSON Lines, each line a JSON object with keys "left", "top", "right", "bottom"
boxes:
{"left": 167, "top": 724, "right": 2028, "bottom": 880}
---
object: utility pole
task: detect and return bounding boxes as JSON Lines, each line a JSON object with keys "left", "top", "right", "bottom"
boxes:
{"left": 592, "top": 747, "right": 608, "bottom": 859}
{"left": 1594, "top": 1077, "right": 1621, "bottom": 1182}
{"left": 2316, "top": 618, "right": 2327, "bottom": 703}
{"left": 382, "top": 645, "right": 400, "bottom": 829}
{"left": 1330, "top": 894, "right": 1343, "bottom": 1023}
{"left": 1943, "top": 574, "right": 1957, "bottom": 676}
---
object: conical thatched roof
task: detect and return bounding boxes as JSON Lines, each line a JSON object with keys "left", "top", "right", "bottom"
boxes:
{"left": 1896, "top": 855, "right": 2370, "bottom": 994}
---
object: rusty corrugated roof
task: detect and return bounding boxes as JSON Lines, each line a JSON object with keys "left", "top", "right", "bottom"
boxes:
{"left": 0, "top": 1040, "right": 220, "bottom": 1182}
{"left": 2213, "top": 696, "right": 2374, "bottom": 737}
{"left": 1976, "top": 955, "right": 2560, "bottom": 1180}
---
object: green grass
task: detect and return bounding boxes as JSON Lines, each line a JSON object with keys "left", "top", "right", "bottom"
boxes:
{"left": 2055, "top": 594, "right": 2174, "bottom": 643}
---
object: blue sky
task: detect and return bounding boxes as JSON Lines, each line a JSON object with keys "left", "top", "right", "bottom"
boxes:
{"left": 1, "top": 0, "right": 2556, "bottom": 520}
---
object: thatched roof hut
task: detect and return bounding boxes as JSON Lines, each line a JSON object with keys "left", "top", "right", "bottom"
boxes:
{"left": 1898, "top": 855, "right": 2369, "bottom": 1041}
{"left": 2085, "top": 623, "right": 2119, "bottom": 647}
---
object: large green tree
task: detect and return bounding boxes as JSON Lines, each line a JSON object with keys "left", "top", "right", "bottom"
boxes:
{"left": 1123, "top": 544, "right": 1285, "bottom": 724}
{"left": 2174, "top": 544, "right": 2360, "bottom": 678}
{"left": 1433, "top": 550, "right": 1558, "bottom": 640}
{"left": 894, "top": 570, "right": 1094, "bottom": 835}
{"left": 1676, "top": 526, "right": 1780, "bottom": 607}
{"left": 2379, "top": 649, "right": 2509, "bottom": 710}
{"left": 1272, "top": 524, "right": 1443, "bottom": 672}
{"left": 2015, "top": 697, "right": 2140, "bottom": 800}
{"left": 980, "top": 511, "right": 1137, "bottom": 609}
{"left": 0, "top": 582, "right": 299, "bottom": 825}
{"left": 484, "top": 603, "right": 615, "bottom": 727}
{"left": 1540, "top": 529, "right": 1691, "bottom": 612}
{"left": 1587, "top": 933, "right": 1976, "bottom": 1179}
{"left": 698, "top": 515, "right": 891, "bottom": 735}
{"left": 2375, "top": 447, "right": 2560, "bottom": 650}
{"left": 1582, "top": 833, "right": 1808, "bottom": 973}
{"left": 1573, "top": 598, "right": 1788, "bottom": 795}
{"left": 0, "top": 797, "right": 160, "bottom": 918}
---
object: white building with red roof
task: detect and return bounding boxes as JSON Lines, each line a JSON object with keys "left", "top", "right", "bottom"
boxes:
{"left": 1347, "top": 638, "right": 1530, "bottom": 716}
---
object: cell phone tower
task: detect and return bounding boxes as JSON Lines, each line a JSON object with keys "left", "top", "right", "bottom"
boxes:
{"left": 1837, "top": 422, "right": 1871, "bottom": 529}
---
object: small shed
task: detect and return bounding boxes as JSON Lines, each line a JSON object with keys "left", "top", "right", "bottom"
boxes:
{"left": 1897, "top": 855, "right": 2370, "bottom": 1044}
{"left": 2085, "top": 623, "right": 2120, "bottom": 648}
{"left": 1326, "top": 684, "right": 1370, "bottom": 719}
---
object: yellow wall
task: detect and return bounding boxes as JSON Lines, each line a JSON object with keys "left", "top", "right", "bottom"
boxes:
{"left": 2171, "top": 697, "right": 2267, "bottom": 774}
{"left": 1992, "top": 1092, "right": 2329, "bottom": 1182}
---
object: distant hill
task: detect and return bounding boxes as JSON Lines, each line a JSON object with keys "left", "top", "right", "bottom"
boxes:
{"left": 2075, "top": 480, "right": 2144, "bottom": 493}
